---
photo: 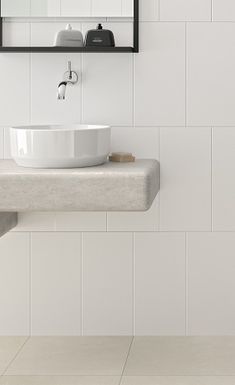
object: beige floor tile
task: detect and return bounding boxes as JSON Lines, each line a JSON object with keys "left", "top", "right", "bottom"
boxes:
{"left": 6, "top": 337, "right": 132, "bottom": 376}
{"left": 124, "top": 337, "right": 235, "bottom": 375}
{"left": 0, "top": 376, "right": 120, "bottom": 385}
{"left": 0, "top": 337, "right": 27, "bottom": 375}
{"left": 121, "top": 376, "right": 235, "bottom": 385}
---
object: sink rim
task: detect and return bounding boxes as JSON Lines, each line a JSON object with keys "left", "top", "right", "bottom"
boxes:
{"left": 11, "top": 124, "right": 110, "bottom": 132}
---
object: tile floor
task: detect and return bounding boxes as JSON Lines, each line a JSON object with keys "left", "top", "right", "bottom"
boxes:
{"left": 0, "top": 337, "right": 235, "bottom": 384}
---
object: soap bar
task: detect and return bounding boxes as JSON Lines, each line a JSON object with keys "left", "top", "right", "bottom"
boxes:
{"left": 109, "top": 152, "right": 135, "bottom": 163}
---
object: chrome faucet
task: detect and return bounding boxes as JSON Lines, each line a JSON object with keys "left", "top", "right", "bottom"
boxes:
{"left": 57, "top": 61, "right": 79, "bottom": 100}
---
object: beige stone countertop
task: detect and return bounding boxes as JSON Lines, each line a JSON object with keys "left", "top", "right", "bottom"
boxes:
{"left": 0, "top": 159, "right": 160, "bottom": 212}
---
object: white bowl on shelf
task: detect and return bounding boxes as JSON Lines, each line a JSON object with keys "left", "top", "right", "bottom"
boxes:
{"left": 10, "top": 124, "right": 111, "bottom": 169}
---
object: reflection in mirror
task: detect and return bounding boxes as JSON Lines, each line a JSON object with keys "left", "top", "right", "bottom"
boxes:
{"left": 31, "top": 0, "right": 60, "bottom": 17}
{"left": 1, "top": 0, "right": 30, "bottom": 17}
{"left": 61, "top": 0, "right": 92, "bottom": 17}
{"left": 2, "top": 0, "right": 134, "bottom": 17}
{"left": 92, "top": 0, "right": 122, "bottom": 17}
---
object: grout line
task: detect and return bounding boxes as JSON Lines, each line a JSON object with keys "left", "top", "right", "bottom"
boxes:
{"left": 185, "top": 22, "right": 187, "bottom": 127}
{"left": 211, "top": 127, "right": 214, "bottom": 232}
{"left": 12, "top": 230, "right": 235, "bottom": 233}
{"left": 106, "top": 212, "right": 108, "bottom": 231}
{"left": 132, "top": 232, "right": 136, "bottom": 335}
{"left": 81, "top": 232, "right": 84, "bottom": 336}
{"left": 1, "top": 375, "right": 235, "bottom": 378}
{"left": 2, "top": 127, "right": 5, "bottom": 159}
{"left": 121, "top": 376, "right": 235, "bottom": 378}
{"left": 185, "top": 232, "right": 189, "bottom": 336}
{"left": 53, "top": 213, "right": 57, "bottom": 231}
{"left": 29, "top": 0, "right": 32, "bottom": 104}
{"left": 2, "top": 336, "right": 30, "bottom": 376}
{"left": 29, "top": 18, "right": 32, "bottom": 125}
{"left": 158, "top": 0, "right": 161, "bottom": 21}
{"left": 81, "top": 51, "right": 84, "bottom": 124}
{"left": 211, "top": 0, "right": 213, "bottom": 22}
{"left": 119, "top": 336, "right": 134, "bottom": 385}
{"left": 158, "top": 128, "right": 161, "bottom": 230}
{"left": 132, "top": 49, "right": 135, "bottom": 127}
{"left": 29, "top": 232, "right": 32, "bottom": 336}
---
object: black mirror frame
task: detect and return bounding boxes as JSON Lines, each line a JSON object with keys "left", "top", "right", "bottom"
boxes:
{"left": 0, "top": 0, "right": 139, "bottom": 52}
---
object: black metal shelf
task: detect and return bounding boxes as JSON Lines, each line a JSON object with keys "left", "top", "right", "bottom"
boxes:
{"left": 0, "top": 0, "right": 139, "bottom": 53}
{"left": 0, "top": 46, "right": 135, "bottom": 53}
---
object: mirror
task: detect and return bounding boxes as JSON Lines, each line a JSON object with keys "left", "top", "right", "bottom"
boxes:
{"left": 1, "top": 0, "right": 133, "bottom": 17}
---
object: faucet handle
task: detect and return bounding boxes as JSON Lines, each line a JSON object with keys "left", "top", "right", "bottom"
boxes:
{"left": 68, "top": 61, "right": 72, "bottom": 80}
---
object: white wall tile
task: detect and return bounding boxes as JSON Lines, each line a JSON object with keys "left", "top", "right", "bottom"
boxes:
{"left": 213, "top": 127, "right": 235, "bottom": 231}
{"left": 107, "top": 198, "right": 159, "bottom": 232}
{"left": 55, "top": 212, "right": 106, "bottom": 231}
{"left": 31, "top": 233, "right": 82, "bottom": 335}
{"left": 188, "top": 233, "right": 235, "bottom": 335}
{"left": 3, "top": 22, "right": 30, "bottom": 47}
{"left": 83, "top": 233, "right": 133, "bottom": 335}
{"left": 31, "top": 54, "right": 81, "bottom": 125}
{"left": 160, "top": 0, "right": 211, "bottom": 21}
{"left": 0, "top": 233, "right": 30, "bottom": 335}
{"left": 139, "top": 0, "right": 159, "bottom": 21}
{"left": 13, "top": 213, "right": 56, "bottom": 232}
{"left": 135, "top": 23, "right": 185, "bottom": 126}
{"left": 0, "top": 54, "right": 30, "bottom": 126}
{"left": 82, "top": 53, "right": 133, "bottom": 126}
{"left": 61, "top": 0, "right": 91, "bottom": 17}
{"left": 187, "top": 23, "right": 235, "bottom": 126}
{"left": 135, "top": 233, "right": 186, "bottom": 335}
{"left": 160, "top": 127, "right": 211, "bottom": 231}
{"left": 213, "top": 0, "right": 235, "bottom": 21}
{"left": 111, "top": 127, "right": 159, "bottom": 159}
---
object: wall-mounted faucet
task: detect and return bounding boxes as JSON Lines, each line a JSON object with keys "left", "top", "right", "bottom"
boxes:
{"left": 57, "top": 61, "right": 78, "bottom": 100}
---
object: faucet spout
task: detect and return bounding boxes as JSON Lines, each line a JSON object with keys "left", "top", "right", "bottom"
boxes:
{"left": 57, "top": 61, "right": 79, "bottom": 101}
{"left": 57, "top": 81, "right": 68, "bottom": 100}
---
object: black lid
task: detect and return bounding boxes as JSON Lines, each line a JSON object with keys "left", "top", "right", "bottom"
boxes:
{"left": 97, "top": 23, "right": 103, "bottom": 30}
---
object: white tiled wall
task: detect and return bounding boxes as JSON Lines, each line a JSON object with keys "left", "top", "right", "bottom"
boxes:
{"left": 0, "top": 0, "right": 235, "bottom": 336}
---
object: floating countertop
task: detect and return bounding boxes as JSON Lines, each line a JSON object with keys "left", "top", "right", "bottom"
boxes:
{"left": 0, "top": 159, "right": 160, "bottom": 212}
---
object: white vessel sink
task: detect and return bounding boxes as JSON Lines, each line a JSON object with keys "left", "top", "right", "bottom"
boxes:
{"left": 10, "top": 124, "right": 111, "bottom": 168}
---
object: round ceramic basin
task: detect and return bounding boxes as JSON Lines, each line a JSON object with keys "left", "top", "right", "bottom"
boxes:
{"left": 10, "top": 124, "right": 111, "bottom": 168}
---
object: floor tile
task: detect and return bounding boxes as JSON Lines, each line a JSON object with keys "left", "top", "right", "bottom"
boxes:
{"left": 6, "top": 337, "right": 132, "bottom": 376}
{"left": 0, "top": 376, "right": 120, "bottom": 385}
{"left": 0, "top": 337, "right": 27, "bottom": 375}
{"left": 124, "top": 337, "right": 235, "bottom": 375}
{"left": 121, "top": 377, "right": 235, "bottom": 385}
